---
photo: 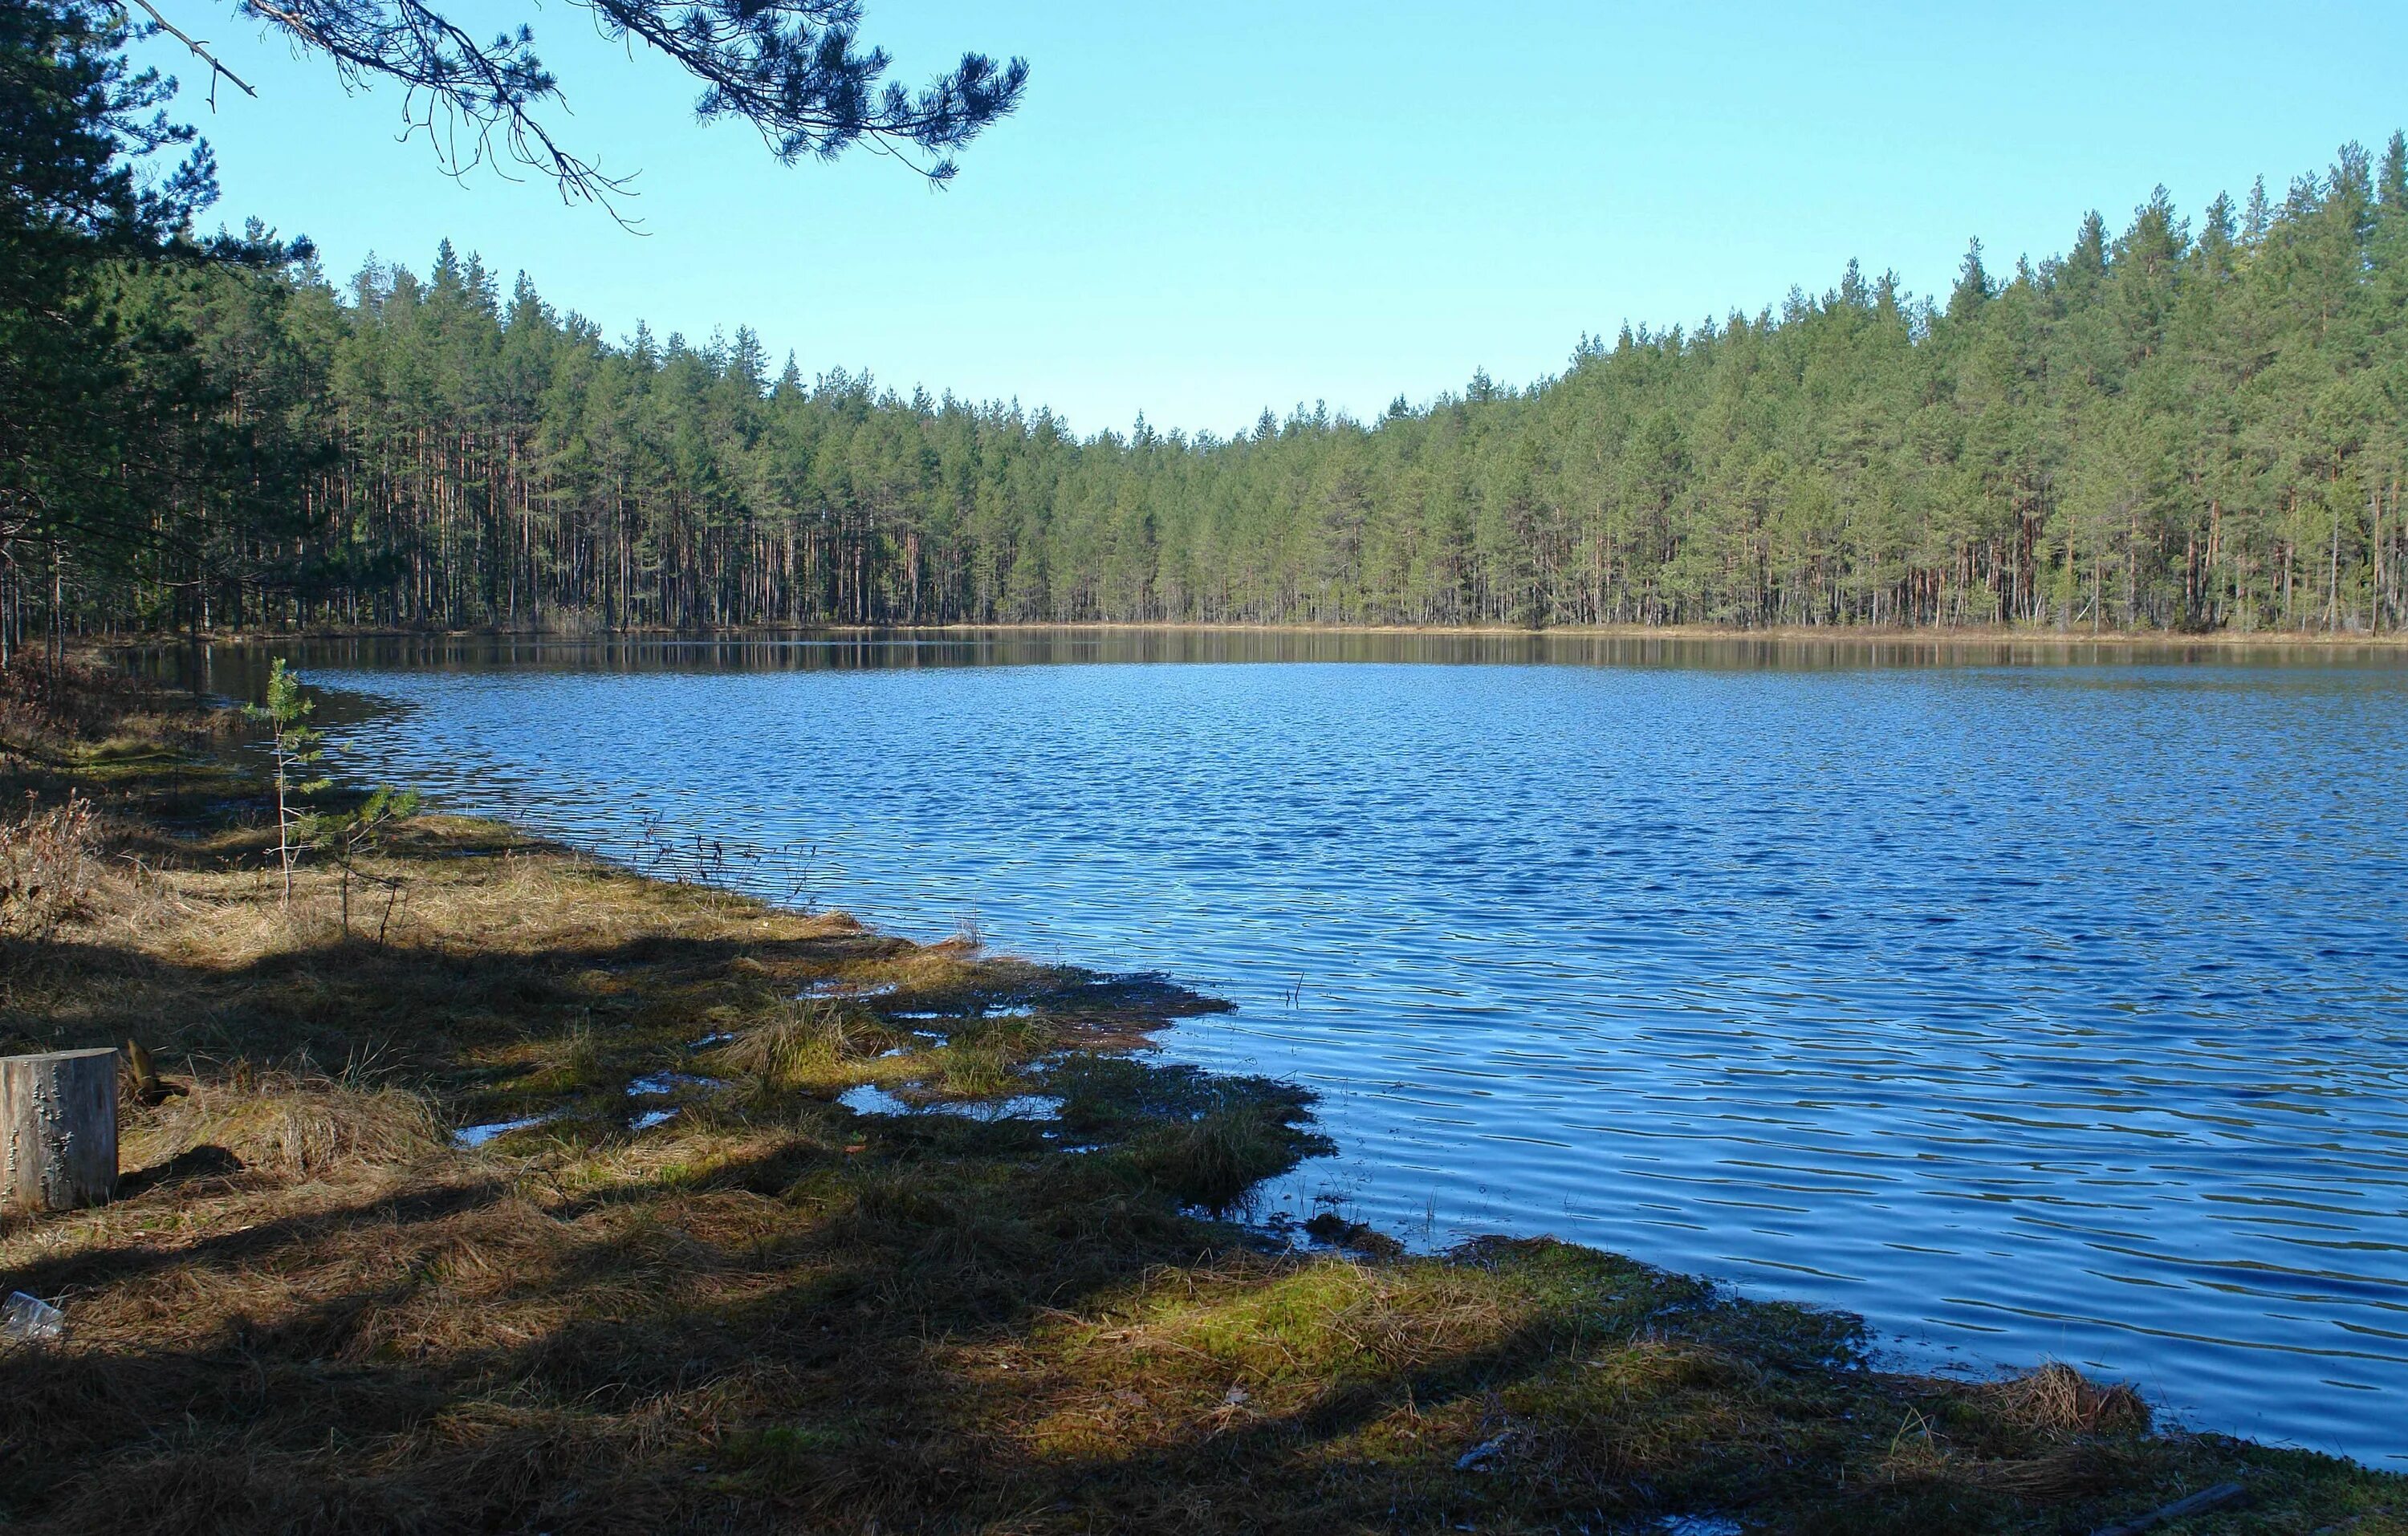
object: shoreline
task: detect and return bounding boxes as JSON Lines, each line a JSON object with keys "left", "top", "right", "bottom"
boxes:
{"left": 94, "top": 619, "right": 2408, "bottom": 650}
{"left": 1, "top": 661, "right": 2402, "bottom": 1530}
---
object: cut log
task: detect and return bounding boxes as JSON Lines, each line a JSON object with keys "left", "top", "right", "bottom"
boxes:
{"left": 2092, "top": 1481, "right": 2248, "bottom": 1536}
{"left": 0, "top": 1048, "right": 120, "bottom": 1213}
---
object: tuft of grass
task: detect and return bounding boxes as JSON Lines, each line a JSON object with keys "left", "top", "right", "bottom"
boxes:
{"left": 1979, "top": 1359, "right": 2154, "bottom": 1439}
{"left": 704, "top": 998, "right": 861, "bottom": 1087}
{"left": 514, "top": 1020, "right": 604, "bottom": 1095}
{"left": 933, "top": 1042, "right": 1013, "bottom": 1098}
{"left": 0, "top": 790, "right": 103, "bottom": 937}
{"left": 124, "top": 1074, "right": 445, "bottom": 1179}
{"left": 1125, "top": 1097, "right": 1331, "bottom": 1214}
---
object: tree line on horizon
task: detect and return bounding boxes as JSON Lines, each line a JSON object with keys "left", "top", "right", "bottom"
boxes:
{"left": 13, "top": 136, "right": 2408, "bottom": 644}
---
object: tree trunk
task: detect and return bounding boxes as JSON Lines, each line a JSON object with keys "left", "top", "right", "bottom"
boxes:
{"left": 0, "top": 1048, "right": 119, "bottom": 1213}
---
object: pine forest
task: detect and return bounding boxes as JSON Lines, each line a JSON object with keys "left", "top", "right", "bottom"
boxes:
{"left": 14, "top": 138, "right": 2408, "bottom": 643}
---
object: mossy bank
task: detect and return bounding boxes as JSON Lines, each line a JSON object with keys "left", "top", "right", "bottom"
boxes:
{"left": 0, "top": 660, "right": 2399, "bottom": 1534}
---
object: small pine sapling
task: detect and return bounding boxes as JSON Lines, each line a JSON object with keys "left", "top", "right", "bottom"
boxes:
{"left": 244, "top": 660, "right": 332, "bottom": 904}
{"left": 307, "top": 785, "right": 423, "bottom": 939}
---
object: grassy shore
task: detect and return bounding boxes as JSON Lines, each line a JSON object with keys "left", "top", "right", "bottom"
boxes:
{"left": 0, "top": 661, "right": 2400, "bottom": 1534}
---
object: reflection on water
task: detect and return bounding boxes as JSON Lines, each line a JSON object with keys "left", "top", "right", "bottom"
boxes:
{"left": 141, "top": 632, "right": 2408, "bottom": 1465}
{"left": 143, "top": 628, "right": 2408, "bottom": 678}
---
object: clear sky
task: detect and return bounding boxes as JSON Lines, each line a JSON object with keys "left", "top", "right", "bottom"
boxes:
{"left": 137, "top": 0, "right": 2408, "bottom": 439}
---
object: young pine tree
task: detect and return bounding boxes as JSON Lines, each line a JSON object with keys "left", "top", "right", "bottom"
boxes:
{"left": 309, "top": 785, "right": 423, "bottom": 940}
{"left": 245, "top": 660, "right": 330, "bottom": 903}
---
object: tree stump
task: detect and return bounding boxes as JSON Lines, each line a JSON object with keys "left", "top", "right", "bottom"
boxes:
{"left": 0, "top": 1048, "right": 119, "bottom": 1213}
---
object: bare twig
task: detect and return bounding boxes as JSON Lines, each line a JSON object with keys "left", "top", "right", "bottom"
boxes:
{"left": 121, "top": 0, "right": 258, "bottom": 102}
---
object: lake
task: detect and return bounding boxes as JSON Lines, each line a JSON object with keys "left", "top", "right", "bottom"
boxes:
{"left": 153, "top": 632, "right": 2408, "bottom": 1465}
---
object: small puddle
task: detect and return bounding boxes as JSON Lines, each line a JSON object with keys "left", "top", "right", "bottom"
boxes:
{"left": 839, "top": 1083, "right": 912, "bottom": 1115}
{"left": 837, "top": 1084, "right": 1064, "bottom": 1122}
{"left": 458, "top": 1073, "right": 712, "bottom": 1146}
{"left": 627, "top": 1072, "right": 713, "bottom": 1132}
{"left": 799, "top": 979, "right": 898, "bottom": 1000}
{"left": 454, "top": 1114, "right": 554, "bottom": 1148}
{"left": 628, "top": 1071, "right": 711, "bottom": 1096}
{"left": 954, "top": 1095, "right": 1063, "bottom": 1121}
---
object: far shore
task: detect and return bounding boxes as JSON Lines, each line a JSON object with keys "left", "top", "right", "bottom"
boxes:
{"left": 99, "top": 618, "right": 2408, "bottom": 650}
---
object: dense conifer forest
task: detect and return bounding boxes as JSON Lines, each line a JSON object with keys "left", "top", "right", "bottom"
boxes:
{"left": 12, "top": 132, "right": 2408, "bottom": 643}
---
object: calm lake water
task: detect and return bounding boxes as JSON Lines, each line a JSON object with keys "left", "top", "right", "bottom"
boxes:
{"left": 157, "top": 633, "right": 2408, "bottom": 1465}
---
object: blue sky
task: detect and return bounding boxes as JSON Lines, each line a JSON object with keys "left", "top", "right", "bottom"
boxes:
{"left": 140, "top": 1, "right": 2408, "bottom": 437}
